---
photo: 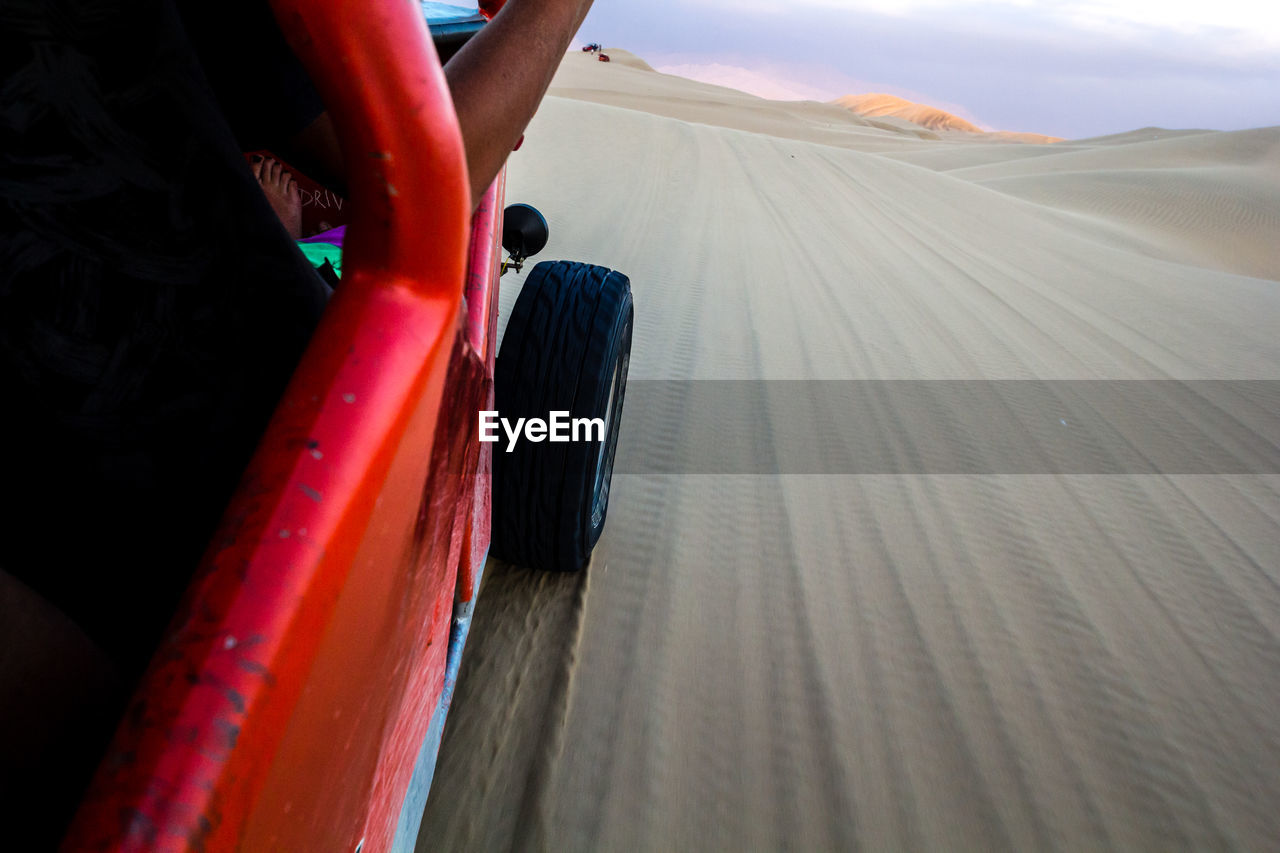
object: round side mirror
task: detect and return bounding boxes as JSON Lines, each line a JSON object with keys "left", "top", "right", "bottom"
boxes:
{"left": 502, "top": 203, "right": 549, "bottom": 262}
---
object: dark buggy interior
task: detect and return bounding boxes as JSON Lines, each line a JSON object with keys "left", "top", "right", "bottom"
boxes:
{"left": 0, "top": 0, "right": 484, "bottom": 844}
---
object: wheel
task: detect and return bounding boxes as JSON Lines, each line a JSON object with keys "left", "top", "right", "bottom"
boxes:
{"left": 492, "top": 260, "right": 633, "bottom": 572}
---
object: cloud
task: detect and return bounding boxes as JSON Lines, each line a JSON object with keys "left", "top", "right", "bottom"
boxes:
{"left": 647, "top": 56, "right": 993, "bottom": 125}
{"left": 651, "top": 63, "right": 832, "bottom": 101}
{"left": 576, "top": 0, "right": 1280, "bottom": 137}
{"left": 673, "top": 0, "right": 1280, "bottom": 50}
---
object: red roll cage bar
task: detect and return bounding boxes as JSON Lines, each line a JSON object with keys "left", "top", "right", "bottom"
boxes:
{"left": 63, "top": 0, "right": 501, "bottom": 848}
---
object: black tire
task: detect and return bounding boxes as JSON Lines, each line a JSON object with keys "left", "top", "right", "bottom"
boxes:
{"left": 492, "top": 260, "right": 633, "bottom": 572}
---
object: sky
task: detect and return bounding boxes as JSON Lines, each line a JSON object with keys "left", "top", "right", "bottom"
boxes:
{"left": 571, "top": 0, "right": 1280, "bottom": 139}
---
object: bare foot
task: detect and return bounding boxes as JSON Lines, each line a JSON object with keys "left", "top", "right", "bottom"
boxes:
{"left": 251, "top": 156, "right": 303, "bottom": 239}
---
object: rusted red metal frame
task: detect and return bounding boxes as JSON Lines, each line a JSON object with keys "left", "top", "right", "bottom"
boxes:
{"left": 458, "top": 168, "right": 505, "bottom": 606}
{"left": 63, "top": 0, "right": 501, "bottom": 849}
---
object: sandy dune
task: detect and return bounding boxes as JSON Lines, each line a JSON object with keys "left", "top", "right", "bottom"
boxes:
{"left": 418, "top": 50, "right": 1280, "bottom": 850}
{"left": 835, "top": 92, "right": 985, "bottom": 133}
{"left": 833, "top": 93, "right": 1064, "bottom": 145}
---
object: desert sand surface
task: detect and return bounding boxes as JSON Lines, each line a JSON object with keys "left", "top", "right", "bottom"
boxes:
{"left": 418, "top": 50, "right": 1280, "bottom": 850}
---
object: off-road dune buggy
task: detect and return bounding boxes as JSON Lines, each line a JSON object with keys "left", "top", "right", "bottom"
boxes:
{"left": 44, "top": 0, "right": 633, "bottom": 849}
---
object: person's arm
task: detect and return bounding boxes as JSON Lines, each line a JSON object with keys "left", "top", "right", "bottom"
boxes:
{"left": 283, "top": 0, "right": 595, "bottom": 210}
{"left": 444, "top": 0, "right": 595, "bottom": 206}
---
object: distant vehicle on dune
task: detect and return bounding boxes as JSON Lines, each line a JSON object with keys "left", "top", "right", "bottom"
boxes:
{"left": 582, "top": 42, "right": 602, "bottom": 52}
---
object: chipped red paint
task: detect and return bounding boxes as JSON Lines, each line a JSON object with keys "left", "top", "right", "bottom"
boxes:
{"left": 457, "top": 169, "right": 505, "bottom": 604}
{"left": 61, "top": 0, "right": 499, "bottom": 849}
{"left": 464, "top": 169, "right": 504, "bottom": 358}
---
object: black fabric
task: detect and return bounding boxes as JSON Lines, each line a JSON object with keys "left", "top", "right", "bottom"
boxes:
{"left": 317, "top": 257, "right": 342, "bottom": 288}
{"left": 0, "top": 0, "right": 330, "bottom": 674}
{"left": 175, "top": 0, "right": 327, "bottom": 149}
